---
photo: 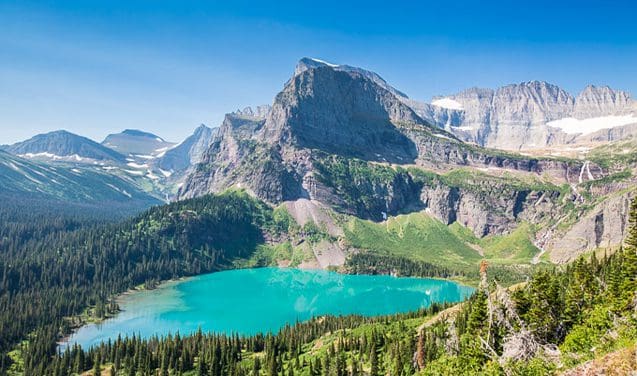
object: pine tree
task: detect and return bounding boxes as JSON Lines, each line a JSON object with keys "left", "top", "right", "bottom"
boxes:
{"left": 621, "top": 197, "right": 637, "bottom": 306}
{"left": 92, "top": 354, "right": 101, "bottom": 376}
{"left": 369, "top": 344, "right": 379, "bottom": 376}
{"left": 466, "top": 290, "right": 488, "bottom": 335}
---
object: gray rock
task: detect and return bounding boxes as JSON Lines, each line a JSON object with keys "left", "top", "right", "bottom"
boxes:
{"left": 426, "top": 82, "right": 636, "bottom": 150}
{"left": 155, "top": 124, "right": 216, "bottom": 172}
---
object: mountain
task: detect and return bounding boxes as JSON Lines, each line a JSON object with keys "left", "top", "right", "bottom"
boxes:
{"left": 178, "top": 58, "right": 635, "bottom": 263}
{"left": 5, "top": 130, "right": 125, "bottom": 163}
{"left": 233, "top": 105, "right": 272, "bottom": 119}
{"left": 427, "top": 82, "right": 637, "bottom": 150}
{"left": 155, "top": 124, "right": 217, "bottom": 173}
{"left": 0, "top": 149, "right": 161, "bottom": 214}
{"left": 102, "top": 129, "right": 175, "bottom": 156}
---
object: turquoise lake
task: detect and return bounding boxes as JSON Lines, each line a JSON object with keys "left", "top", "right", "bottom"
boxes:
{"left": 61, "top": 267, "right": 473, "bottom": 350}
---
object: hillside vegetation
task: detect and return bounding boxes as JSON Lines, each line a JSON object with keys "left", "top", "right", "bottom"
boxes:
{"left": 17, "top": 197, "right": 637, "bottom": 376}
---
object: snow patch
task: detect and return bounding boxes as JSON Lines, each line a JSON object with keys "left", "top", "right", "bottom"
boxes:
{"left": 547, "top": 114, "right": 637, "bottom": 135}
{"left": 146, "top": 171, "right": 160, "bottom": 180}
{"left": 21, "top": 152, "right": 56, "bottom": 159}
{"left": 432, "top": 97, "right": 464, "bottom": 110}
{"left": 154, "top": 146, "right": 171, "bottom": 158}
{"left": 433, "top": 133, "right": 452, "bottom": 140}
{"left": 127, "top": 162, "right": 148, "bottom": 169}
{"left": 454, "top": 125, "right": 475, "bottom": 131}
{"left": 124, "top": 169, "right": 144, "bottom": 176}
{"left": 7, "top": 162, "right": 21, "bottom": 171}
{"left": 20, "top": 152, "right": 85, "bottom": 161}
{"left": 133, "top": 154, "right": 156, "bottom": 160}
{"left": 159, "top": 169, "right": 173, "bottom": 177}
{"left": 309, "top": 58, "right": 339, "bottom": 67}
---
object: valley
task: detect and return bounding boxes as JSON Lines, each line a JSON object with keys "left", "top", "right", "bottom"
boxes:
{"left": 1, "top": 57, "right": 636, "bottom": 375}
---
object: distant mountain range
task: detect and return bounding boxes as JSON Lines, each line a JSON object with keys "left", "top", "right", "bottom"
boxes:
{"left": 5, "top": 130, "right": 125, "bottom": 163}
{"left": 2, "top": 57, "right": 636, "bottom": 263}
{"left": 0, "top": 149, "right": 161, "bottom": 215}
{"left": 426, "top": 81, "right": 636, "bottom": 150}
{"left": 177, "top": 57, "right": 636, "bottom": 264}
{"left": 0, "top": 125, "right": 216, "bottom": 213}
{"left": 296, "top": 58, "right": 637, "bottom": 151}
{"left": 156, "top": 124, "right": 218, "bottom": 172}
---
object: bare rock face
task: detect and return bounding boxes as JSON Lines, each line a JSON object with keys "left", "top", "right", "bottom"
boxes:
{"left": 427, "top": 82, "right": 636, "bottom": 150}
{"left": 178, "top": 113, "right": 305, "bottom": 203}
{"left": 573, "top": 85, "right": 633, "bottom": 118}
{"left": 420, "top": 177, "right": 561, "bottom": 236}
{"left": 178, "top": 57, "right": 617, "bottom": 253}
{"left": 261, "top": 64, "right": 422, "bottom": 163}
{"left": 155, "top": 124, "right": 217, "bottom": 172}
{"left": 491, "top": 81, "right": 574, "bottom": 125}
{"left": 547, "top": 191, "right": 635, "bottom": 263}
{"left": 233, "top": 105, "right": 272, "bottom": 120}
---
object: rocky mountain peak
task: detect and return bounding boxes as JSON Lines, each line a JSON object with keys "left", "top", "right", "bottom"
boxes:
{"left": 261, "top": 59, "right": 425, "bottom": 162}
{"left": 491, "top": 80, "right": 574, "bottom": 125}
{"left": 232, "top": 105, "right": 272, "bottom": 120}
{"left": 155, "top": 124, "right": 216, "bottom": 173}
{"left": 294, "top": 57, "right": 340, "bottom": 76}
{"left": 574, "top": 85, "right": 633, "bottom": 118}
{"left": 294, "top": 58, "right": 409, "bottom": 99}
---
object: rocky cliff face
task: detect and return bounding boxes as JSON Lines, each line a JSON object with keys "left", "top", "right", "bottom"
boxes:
{"left": 428, "top": 82, "right": 637, "bottom": 150}
{"left": 420, "top": 178, "right": 561, "bottom": 237}
{"left": 546, "top": 190, "right": 635, "bottom": 263}
{"left": 233, "top": 105, "right": 272, "bottom": 119}
{"left": 179, "top": 58, "right": 633, "bottom": 261}
{"left": 156, "top": 124, "right": 216, "bottom": 173}
{"left": 573, "top": 85, "right": 633, "bottom": 118}
{"left": 261, "top": 64, "right": 425, "bottom": 163}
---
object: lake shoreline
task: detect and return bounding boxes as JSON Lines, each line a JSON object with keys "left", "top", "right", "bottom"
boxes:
{"left": 57, "top": 266, "right": 474, "bottom": 350}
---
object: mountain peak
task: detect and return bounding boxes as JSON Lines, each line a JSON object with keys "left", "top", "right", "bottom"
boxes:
{"left": 294, "top": 57, "right": 340, "bottom": 76}
{"left": 6, "top": 130, "right": 125, "bottom": 162}
{"left": 232, "top": 105, "right": 272, "bottom": 120}
{"left": 103, "top": 130, "right": 174, "bottom": 156}
{"left": 121, "top": 129, "right": 164, "bottom": 140}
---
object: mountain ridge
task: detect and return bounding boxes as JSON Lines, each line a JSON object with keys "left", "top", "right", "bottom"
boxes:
{"left": 427, "top": 80, "right": 636, "bottom": 149}
{"left": 5, "top": 130, "right": 126, "bottom": 163}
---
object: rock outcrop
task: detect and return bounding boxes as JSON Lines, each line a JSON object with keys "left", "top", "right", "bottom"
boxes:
{"left": 546, "top": 190, "right": 635, "bottom": 263}
{"left": 156, "top": 124, "right": 216, "bottom": 173}
{"left": 426, "top": 83, "right": 637, "bottom": 150}
{"left": 179, "top": 58, "right": 632, "bottom": 260}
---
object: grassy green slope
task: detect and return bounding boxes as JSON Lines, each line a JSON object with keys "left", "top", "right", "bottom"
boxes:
{"left": 344, "top": 212, "right": 482, "bottom": 269}
{"left": 343, "top": 211, "right": 543, "bottom": 283}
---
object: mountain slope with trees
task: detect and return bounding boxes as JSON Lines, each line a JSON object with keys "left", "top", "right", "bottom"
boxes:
{"left": 10, "top": 197, "right": 636, "bottom": 375}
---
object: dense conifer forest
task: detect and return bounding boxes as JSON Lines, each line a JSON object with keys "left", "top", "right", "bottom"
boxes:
{"left": 1, "top": 193, "right": 637, "bottom": 375}
{"left": 0, "top": 191, "right": 282, "bottom": 374}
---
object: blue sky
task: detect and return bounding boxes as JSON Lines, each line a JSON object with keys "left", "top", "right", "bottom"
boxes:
{"left": 1, "top": 0, "right": 636, "bottom": 144}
